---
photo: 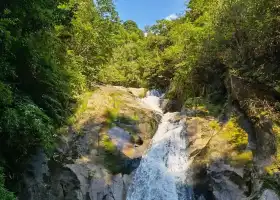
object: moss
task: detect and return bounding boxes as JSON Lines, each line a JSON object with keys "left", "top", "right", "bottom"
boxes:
{"left": 202, "top": 117, "right": 252, "bottom": 168}
{"left": 138, "top": 88, "right": 148, "bottom": 98}
{"left": 221, "top": 119, "right": 248, "bottom": 147}
{"left": 220, "top": 118, "right": 252, "bottom": 167}
{"left": 131, "top": 112, "right": 140, "bottom": 121}
{"left": 209, "top": 120, "right": 220, "bottom": 131}
{"left": 88, "top": 169, "right": 97, "bottom": 179}
{"left": 104, "top": 93, "right": 123, "bottom": 127}
{"left": 229, "top": 151, "right": 253, "bottom": 167}
{"left": 146, "top": 118, "right": 158, "bottom": 138}
{"left": 99, "top": 134, "right": 124, "bottom": 174}
{"left": 265, "top": 124, "right": 280, "bottom": 174}
{"left": 192, "top": 115, "right": 253, "bottom": 169}
{"left": 105, "top": 109, "right": 118, "bottom": 127}
{"left": 262, "top": 126, "right": 280, "bottom": 196}
{"left": 101, "top": 135, "right": 115, "bottom": 152}
{"left": 273, "top": 124, "right": 280, "bottom": 162}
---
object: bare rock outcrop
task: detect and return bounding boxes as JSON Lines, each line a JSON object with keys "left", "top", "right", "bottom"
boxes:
{"left": 20, "top": 86, "right": 159, "bottom": 200}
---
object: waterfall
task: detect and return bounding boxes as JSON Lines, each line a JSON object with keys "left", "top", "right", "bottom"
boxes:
{"left": 127, "top": 91, "right": 193, "bottom": 200}
{"left": 141, "top": 89, "right": 164, "bottom": 113}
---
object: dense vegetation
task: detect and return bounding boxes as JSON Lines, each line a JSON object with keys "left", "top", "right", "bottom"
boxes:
{"left": 99, "top": 0, "right": 280, "bottom": 184}
{"left": 0, "top": 0, "right": 119, "bottom": 196}
{"left": 1, "top": 0, "right": 280, "bottom": 197}
{"left": 100, "top": 0, "right": 280, "bottom": 104}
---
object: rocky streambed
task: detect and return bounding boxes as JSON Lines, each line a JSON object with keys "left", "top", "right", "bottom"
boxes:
{"left": 19, "top": 85, "right": 280, "bottom": 200}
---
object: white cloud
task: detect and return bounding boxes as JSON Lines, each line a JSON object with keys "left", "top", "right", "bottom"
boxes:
{"left": 165, "top": 14, "right": 179, "bottom": 21}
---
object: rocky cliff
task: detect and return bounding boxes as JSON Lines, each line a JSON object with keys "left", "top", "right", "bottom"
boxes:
{"left": 19, "top": 82, "right": 280, "bottom": 200}
{"left": 19, "top": 86, "right": 160, "bottom": 200}
{"left": 184, "top": 75, "right": 280, "bottom": 200}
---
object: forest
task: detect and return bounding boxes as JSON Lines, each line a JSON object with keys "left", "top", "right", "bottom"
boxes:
{"left": 1, "top": 0, "right": 280, "bottom": 198}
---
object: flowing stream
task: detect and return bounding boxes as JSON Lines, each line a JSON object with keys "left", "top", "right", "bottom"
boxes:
{"left": 127, "top": 90, "right": 193, "bottom": 200}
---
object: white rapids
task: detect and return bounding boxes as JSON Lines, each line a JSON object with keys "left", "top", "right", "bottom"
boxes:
{"left": 127, "top": 91, "right": 193, "bottom": 200}
{"left": 141, "top": 90, "right": 163, "bottom": 113}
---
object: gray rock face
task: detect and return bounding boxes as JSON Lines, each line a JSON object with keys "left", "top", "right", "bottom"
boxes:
{"left": 88, "top": 173, "right": 126, "bottom": 200}
{"left": 20, "top": 149, "right": 55, "bottom": 200}
{"left": 209, "top": 161, "right": 247, "bottom": 200}
{"left": 20, "top": 151, "right": 133, "bottom": 200}
{"left": 260, "top": 189, "right": 280, "bottom": 200}
{"left": 20, "top": 124, "right": 135, "bottom": 200}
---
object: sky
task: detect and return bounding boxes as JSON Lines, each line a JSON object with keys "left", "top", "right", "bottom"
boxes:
{"left": 115, "top": 0, "right": 188, "bottom": 29}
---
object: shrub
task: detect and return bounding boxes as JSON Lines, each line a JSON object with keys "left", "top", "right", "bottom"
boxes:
{"left": 0, "top": 101, "right": 54, "bottom": 169}
{"left": 0, "top": 169, "right": 16, "bottom": 200}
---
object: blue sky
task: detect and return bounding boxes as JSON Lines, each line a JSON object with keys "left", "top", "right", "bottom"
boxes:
{"left": 115, "top": 0, "right": 188, "bottom": 29}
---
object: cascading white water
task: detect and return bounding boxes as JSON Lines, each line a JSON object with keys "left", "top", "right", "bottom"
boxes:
{"left": 141, "top": 89, "right": 163, "bottom": 113}
{"left": 127, "top": 91, "right": 193, "bottom": 200}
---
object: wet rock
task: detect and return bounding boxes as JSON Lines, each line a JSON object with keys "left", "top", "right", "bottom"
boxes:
{"left": 109, "top": 174, "right": 125, "bottom": 200}
{"left": 209, "top": 161, "right": 247, "bottom": 200}
{"left": 161, "top": 99, "right": 182, "bottom": 113}
{"left": 123, "top": 158, "right": 141, "bottom": 174}
{"left": 260, "top": 189, "right": 280, "bottom": 200}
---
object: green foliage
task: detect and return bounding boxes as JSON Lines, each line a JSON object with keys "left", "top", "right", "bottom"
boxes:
{"left": 66, "top": 91, "right": 93, "bottom": 126}
{"left": 184, "top": 97, "right": 224, "bottom": 117}
{"left": 1, "top": 0, "right": 280, "bottom": 195}
{"left": 98, "top": 19, "right": 177, "bottom": 88}
{"left": 168, "top": 0, "right": 280, "bottom": 103}
{"left": 98, "top": 19, "right": 147, "bottom": 87}
{"left": 0, "top": 101, "right": 54, "bottom": 169}
{"left": 0, "top": 169, "right": 16, "bottom": 200}
{"left": 0, "top": 83, "right": 12, "bottom": 107}
{"left": 0, "top": 0, "right": 120, "bottom": 194}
